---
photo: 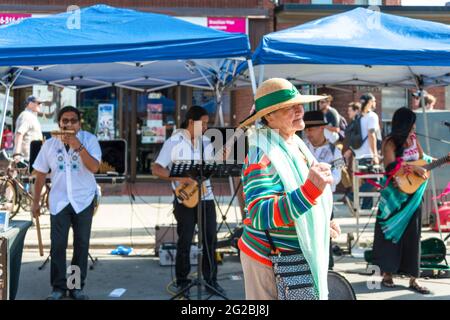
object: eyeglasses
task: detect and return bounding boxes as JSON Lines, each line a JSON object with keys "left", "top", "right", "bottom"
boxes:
{"left": 61, "top": 118, "right": 79, "bottom": 124}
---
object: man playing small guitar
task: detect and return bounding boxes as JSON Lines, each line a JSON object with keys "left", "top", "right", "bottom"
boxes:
{"left": 151, "top": 106, "right": 224, "bottom": 296}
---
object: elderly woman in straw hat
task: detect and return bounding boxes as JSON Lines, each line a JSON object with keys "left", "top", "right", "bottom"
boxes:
{"left": 237, "top": 78, "right": 340, "bottom": 300}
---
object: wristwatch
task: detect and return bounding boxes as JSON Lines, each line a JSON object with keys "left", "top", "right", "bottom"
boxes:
{"left": 74, "top": 144, "right": 85, "bottom": 153}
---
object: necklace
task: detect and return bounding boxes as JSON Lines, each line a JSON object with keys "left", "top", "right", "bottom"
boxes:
{"left": 311, "top": 137, "right": 327, "bottom": 148}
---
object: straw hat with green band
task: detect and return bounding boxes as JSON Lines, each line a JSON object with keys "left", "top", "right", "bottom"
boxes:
{"left": 239, "top": 78, "right": 327, "bottom": 128}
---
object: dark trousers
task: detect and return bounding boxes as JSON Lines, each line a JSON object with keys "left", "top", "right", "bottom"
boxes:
{"left": 329, "top": 211, "right": 334, "bottom": 270}
{"left": 372, "top": 206, "right": 421, "bottom": 277}
{"left": 173, "top": 200, "right": 217, "bottom": 285}
{"left": 50, "top": 199, "right": 95, "bottom": 291}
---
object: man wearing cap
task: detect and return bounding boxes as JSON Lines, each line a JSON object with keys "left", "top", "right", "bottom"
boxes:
{"left": 303, "top": 110, "right": 343, "bottom": 270}
{"left": 412, "top": 90, "right": 436, "bottom": 111}
{"left": 13, "top": 95, "right": 44, "bottom": 163}
{"left": 318, "top": 94, "right": 344, "bottom": 144}
{"left": 411, "top": 90, "right": 427, "bottom": 110}
{"left": 238, "top": 78, "right": 340, "bottom": 300}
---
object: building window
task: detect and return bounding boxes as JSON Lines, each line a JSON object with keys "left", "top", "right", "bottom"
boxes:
{"left": 136, "top": 90, "right": 176, "bottom": 175}
{"left": 381, "top": 87, "right": 407, "bottom": 136}
{"left": 79, "top": 87, "right": 117, "bottom": 138}
{"left": 311, "top": 0, "right": 333, "bottom": 4}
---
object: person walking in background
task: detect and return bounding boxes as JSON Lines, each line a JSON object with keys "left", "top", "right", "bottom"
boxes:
{"left": 341, "top": 102, "right": 361, "bottom": 196}
{"left": 352, "top": 93, "right": 381, "bottom": 163}
{"left": 13, "top": 95, "right": 44, "bottom": 163}
{"left": 412, "top": 91, "right": 436, "bottom": 111}
{"left": 424, "top": 94, "right": 436, "bottom": 111}
{"left": 351, "top": 93, "right": 382, "bottom": 210}
{"left": 319, "top": 94, "right": 342, "bottom": 144}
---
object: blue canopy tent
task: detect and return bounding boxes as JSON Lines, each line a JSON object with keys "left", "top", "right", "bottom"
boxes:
{"left": 0, "top": 4, "right": 254, "bottom": 136}
{"left": 240, "top": 7, "right": 450, "bottom": 88}
{"left": 235, "top": 7, "right": 450, "bottom": 243}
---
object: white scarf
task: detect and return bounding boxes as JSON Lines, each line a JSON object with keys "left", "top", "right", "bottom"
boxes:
{"left": 248, "top": 127, "right": 333, "bottom": 300}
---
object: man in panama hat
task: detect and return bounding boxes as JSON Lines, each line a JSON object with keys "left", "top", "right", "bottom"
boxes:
{"left": 238, "top": 78, "right": 340, "bottom": 300}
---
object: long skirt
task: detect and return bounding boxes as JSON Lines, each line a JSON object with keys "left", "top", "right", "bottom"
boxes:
{"left": 372, "top": 205, "right": 421, "bottom": 277}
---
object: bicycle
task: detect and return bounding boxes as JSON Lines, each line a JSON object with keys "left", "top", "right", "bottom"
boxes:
{"left": 0, "top": 149, "right": 50, "bottom": 219}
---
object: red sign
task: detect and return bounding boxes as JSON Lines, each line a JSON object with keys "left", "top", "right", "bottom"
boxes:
{"left": 0, "top": 13, "right": 31, "bottom": 25}
{"left": 207, "top": 17, "right": 246, "bottom": 34}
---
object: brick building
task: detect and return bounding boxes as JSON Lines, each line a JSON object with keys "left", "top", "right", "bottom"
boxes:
{"left": 231, "top": 0, "right": 450, "bottom": 128}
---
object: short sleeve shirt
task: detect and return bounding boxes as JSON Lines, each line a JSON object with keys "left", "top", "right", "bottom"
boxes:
{"left": 155, "top": 129, "right": 215, "bottom": 201}
{"left": 14, "top": 110, "right": 43, "bottom": 160}
{"left": 33, "top": 130, "right": 102, "bottom": 215}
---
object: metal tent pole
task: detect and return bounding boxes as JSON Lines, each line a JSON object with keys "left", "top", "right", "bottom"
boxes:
{"left": 418, "top": 88, "right": 444, "bottom": 241}
{"left": 0, "top": 70, "right": 22, "bottom": 139}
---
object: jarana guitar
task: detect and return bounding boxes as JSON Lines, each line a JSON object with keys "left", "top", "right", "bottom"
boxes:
{"left": 175, "top": 181, "right": 207, "bottom": 208}
{"left": 394, "top": 155, "right": 449, "bottom": 194}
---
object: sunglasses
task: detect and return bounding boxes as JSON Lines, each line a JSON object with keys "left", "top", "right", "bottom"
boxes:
{"left": 61, "top": 118, "right": 79, "bottom": 124}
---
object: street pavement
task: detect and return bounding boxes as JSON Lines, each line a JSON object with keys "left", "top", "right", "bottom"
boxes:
{"left": 12, "top": 194, "right": 450, "bottom": 300}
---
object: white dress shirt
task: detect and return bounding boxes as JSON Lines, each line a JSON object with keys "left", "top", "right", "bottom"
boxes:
{"left": 33, "top": 130, "right": 102, "bottom": 215}
{"left": 14, "top": 109, "right": 43, "bottom": 160}
{"left": 304, "top": 138, "right": 342, "bottom": 192}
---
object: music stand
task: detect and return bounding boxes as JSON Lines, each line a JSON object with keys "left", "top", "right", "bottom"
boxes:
{"left": 216, "top": 178, "right": 242, "bottom": 233}
{"left": 169, "top": 160, "right": 236, "bottom": 300}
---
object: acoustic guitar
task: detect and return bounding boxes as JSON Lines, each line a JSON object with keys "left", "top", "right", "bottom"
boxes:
{"left": 394, "top": 155, "right": 449, "bottom": 194}
{"left": 174, "top": 181, "right": 207, "bottom": 208}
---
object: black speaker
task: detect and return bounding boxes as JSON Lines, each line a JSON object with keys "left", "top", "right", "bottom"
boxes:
{"left": 98, "top": 139, "right": 127, "bottom": 175}
{"left": 204, "top": 127, "right": 248, "bottom": 164}
{"left": 29, "top": 139, "right": 127, "bottom": 176}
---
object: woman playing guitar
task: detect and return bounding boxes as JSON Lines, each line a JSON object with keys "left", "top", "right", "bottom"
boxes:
{"left": 372, "top": 107, "right": 449, "bottom": 295}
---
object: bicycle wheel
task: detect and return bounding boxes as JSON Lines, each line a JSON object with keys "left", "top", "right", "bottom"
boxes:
{"left": 0, "top": 178, "right": 20, "bottom": 217}
{"left": 42, "top": 187, "right": 50, "bottom": 214}
{"left": 14, "top": 180, "right": 32, "bottom": 213}
{"left": 20, "top": 190, "right": 33, "bottom": 212}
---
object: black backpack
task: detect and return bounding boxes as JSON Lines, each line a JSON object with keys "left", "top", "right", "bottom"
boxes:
{"left": 337, "top": 115, "right": 348, "bottom": 142}
{"left": 345, "top": 115, "right": 366, "bottom": 150}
